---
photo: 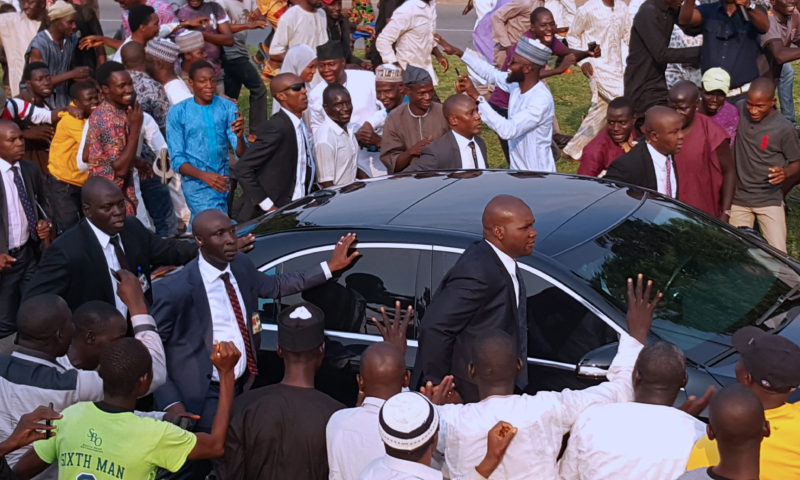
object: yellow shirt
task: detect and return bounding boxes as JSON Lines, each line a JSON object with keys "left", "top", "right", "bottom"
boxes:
{"left": 686, "top": 402, "right": 800, "bottom": 480}
{"left": 48, "top": 108, "right": 89, "bottom": 187}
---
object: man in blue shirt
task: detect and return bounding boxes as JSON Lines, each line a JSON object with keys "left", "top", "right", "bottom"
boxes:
{"left": 679, "top": 0, "right": 769, "bottom": 101}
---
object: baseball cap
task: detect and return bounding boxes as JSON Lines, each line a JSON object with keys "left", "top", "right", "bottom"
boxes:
{"left": 701, "top": 67, "right": 731, "bottom": 96}
{"left": 733, "top": 326, "right": 800, "bottom": 391}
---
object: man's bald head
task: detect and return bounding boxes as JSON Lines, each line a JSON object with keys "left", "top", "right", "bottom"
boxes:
{"left": 470, "top": 331, "right": 521, "bottom": 383}
{"left": 632, "top": 341, "right": 687, "bottom": 405}
{"left": 443, "top": 94, "right": 482, "bottom": 138}
{"left": 81, "top": 176, "right": 123, "bottom": 205}
{"left": 708, "top": 384, "right": 768, "bottom": 445}
{"left": 120, "top": 41, "right": 147, "bottom": 70}
{"left": 192, "top": 209, "right": 238, "bottom": 267}
{"left": 668, "top": 80, "right": 699, "bottom": 103}
{"left": 748, "top": 77, "right": 776, "bottom": 101}
{"left": 482, "top": 195, "right": 536, "bottom": 259}
{"left": 668, "top": 81, "right": 699, "bottom": 129}
{"left": 270, "top": 73, "right": 303, "bottom": 96}
{"left": 358, "top": 342, "right": 407, "bottom": 398}
{"left": 192, "top": 209, "right": 232, "bottom": 237}
{"left": 644, "top": 106, "right": 684, "bottom": 156}
{"left": 17, "top": 295, "right": 73, "bottom": 357}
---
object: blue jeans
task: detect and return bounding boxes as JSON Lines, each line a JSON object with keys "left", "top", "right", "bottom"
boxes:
{"left": 140, "top": 175, "right": 177, "bottom": 237}
{"left": 779, "top": 62, "right": 796, "bottom": 124}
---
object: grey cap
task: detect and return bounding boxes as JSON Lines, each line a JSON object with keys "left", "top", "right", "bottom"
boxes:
{"left": 515, "top": 37, "right": 552, "bottom": 66}
{"left": 402, "top": 65, "right": 432, "bottom": 86}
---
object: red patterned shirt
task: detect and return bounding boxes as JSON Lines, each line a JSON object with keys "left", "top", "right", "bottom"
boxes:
{"left": 86, "top": 101, "right": 137, "bottom": 215}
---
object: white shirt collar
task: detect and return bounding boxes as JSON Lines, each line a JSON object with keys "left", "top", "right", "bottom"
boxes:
{"left": 280, "top": 106, "right": 304, "bottom": 128}
{"left": 485, "top": 240, "right": 518, "bottom": 279}
{"left": 86, "top": 219, "right": 113, "bottom": 249}
{"left": 323, "top": 114, "right": 352, "bottom": 136}
{"left": 0, "top": 158, "right": 13, "bottom": 172}
{"left": 198, "top": 252, "right": 233, "bottom": 284}
{"left": 645, "top": 142, "right": 668, "bottom": 163}
{"left": 451, "top": 130, "right": 476, "bottom": 149}
{"left": 360, "top": 396, "right": 386, "bottom": 409}
{"left": 381, "top": 456, "right": 443, "bottom": 480}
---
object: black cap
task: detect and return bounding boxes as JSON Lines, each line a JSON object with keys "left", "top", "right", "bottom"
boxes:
{"left": 316, "top": 41, "right": 346, "bottom": 61}
{"left": 732, "top": 326, "right": 800, "bottom": 391}
{"left": 277, "top": 302, "right": 325, "bottom": 352}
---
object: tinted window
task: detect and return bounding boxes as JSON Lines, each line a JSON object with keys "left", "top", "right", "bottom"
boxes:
{"left": 272, "top": 247, "right": 430, "bottom": 339}
{"left": 556, "top": 198, "right": 800, "bottom": 361}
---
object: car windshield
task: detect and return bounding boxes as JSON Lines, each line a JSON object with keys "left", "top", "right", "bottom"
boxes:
{"left": 555, "top": 196, "right": 800, "bottom": 364}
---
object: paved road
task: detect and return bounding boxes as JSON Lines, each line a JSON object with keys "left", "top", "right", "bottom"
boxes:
{"left": 97, "top": 0, "right": 475, "bottom": 49}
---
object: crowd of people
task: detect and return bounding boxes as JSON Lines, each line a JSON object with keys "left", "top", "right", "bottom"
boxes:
{"left": 0, "top": 0, "right": 800, "bottom": 477}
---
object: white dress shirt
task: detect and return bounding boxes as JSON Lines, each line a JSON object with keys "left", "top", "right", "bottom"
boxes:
{"left": 197, "top": 254, "right": 248, "bottom": 381}
{"left": 435, "top": 334, "right": 643, "bottom": 480}
{"left": 461, "top": 49, "right": 556, "bottom": 172}
{"left": 452, "top": 131, "right": 487, "bottom": 169}
{"left": 313, "top": 116, "right": 359, "bottom": 186}
{"left": 558, "top": 402, "right": 707, "bottom": 480}
{"left": 327, "top": 396, "right": 386, "bottom": 480}
{"left": 646, "top": 142, "right": 677, "bottom": 197}
{"left": 259, "top": 107, "right": 310, "bottom": 212}
{"left": 0, "top": 158, "right": 29, "bottom": 250}
{"left": 308, "top": 70, "right": 380, "bottom": 177}
{"left": 359, "top": 455, "right": 443, "bottom": 480}
{"left": 375, "top": 0, "right": 439, "bottom": 85}
{"left": 86, "top": 220, "right": 127, "bottom": 318}
{"left": 485, "top": 240, "right": 519, "bottom": 306}
{"left": 360, "top": 105, "right": 390, "bottom": 177}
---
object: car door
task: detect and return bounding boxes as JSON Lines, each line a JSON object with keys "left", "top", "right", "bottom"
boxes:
{"left": 432, "top": 248, "right": 623, "bottom": 393}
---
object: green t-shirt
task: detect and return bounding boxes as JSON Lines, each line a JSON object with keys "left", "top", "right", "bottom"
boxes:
{"left": 33, "top": 402, "right": 197, "bottom": 480}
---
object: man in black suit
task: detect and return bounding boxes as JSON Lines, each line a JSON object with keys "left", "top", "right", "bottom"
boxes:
{"left": 406, "top": 94, "right": 488, "bottom": 172}
{"left": 150, "top": 210, "right": 358, "bottom": 477}
{"left": 605, "top": 106, "right": 684, "bottom": 197}
{"left": 234, "top": 73, "right": 316, "bottom": 222}
{"left": 414, "top": 195, "right": 536, "bottom": 402}
{"left": 23, "top": 176, "right": 198, "bottom": 314}
{"left": 0, "top": 120, "right": 51, "bottom": 338}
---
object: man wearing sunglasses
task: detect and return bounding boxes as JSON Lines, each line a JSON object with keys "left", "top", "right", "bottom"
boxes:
{"left": 234, "top": 73, "right": 317, "bottom": 222}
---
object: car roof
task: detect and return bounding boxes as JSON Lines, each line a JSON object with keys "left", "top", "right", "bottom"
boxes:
{"left": 248, "top": 171, "right": 645, "bottom": 254}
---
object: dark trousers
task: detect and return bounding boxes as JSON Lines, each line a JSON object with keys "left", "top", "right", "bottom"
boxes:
{"left": 0, "top": 242, "right": 37, "bottom": 337}
{"left": 140, "top": 175, "right": 177, "bottom": 237}
{"left": 223, "top": 56, "right": 269, "bottom": 132}
{"left": 490, "top": 103, "right": 511, "bottom": 163}
{"left": 46, "top": 175, "right": 83, "bottom": 234}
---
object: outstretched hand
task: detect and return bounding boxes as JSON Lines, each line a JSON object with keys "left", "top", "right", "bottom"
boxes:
{"left": 679, "top": 385, "right": 715, "bottom": 417}
{"left": 420, "top": 375, "right": 460, "bottom": 405}
{"left": 2, "top": 406, "right": 61, "bottom": 453}
{"left": 328, "top": 233, "right": 360, "bottom": 272}
{"left": 434, "top": 33, "right": 464, "bottom": 57}
{"left": 625, "top": 274, "right": 662, "bottom": 344}
{"left": 371, "top": 301, "right": 412, "bottom": 355}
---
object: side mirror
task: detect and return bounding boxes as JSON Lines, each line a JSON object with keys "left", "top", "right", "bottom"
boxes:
{"left": 576, "top": 342, "right": 618, "bottom": 379}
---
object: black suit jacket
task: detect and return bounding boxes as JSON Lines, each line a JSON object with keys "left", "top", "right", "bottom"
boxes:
{"left": 23, "top": 217, "right": 197, "bottom": 309}
{"left": 0, "top": 159, "right": 46, "bottom": 254}
{"left": 234, "top": 110, "right": 316, "bottom": 221}
{"left": 604, "top": 141, "right": 679, "bottom": 195}
{"left": 406, "top": 131, "right": 488, "bottom": 172}
{"left": 151, "top": 254, "right": 329, "bottom": 414}
{"left": 413, "top": 241, "right": 526, "bottom": 401}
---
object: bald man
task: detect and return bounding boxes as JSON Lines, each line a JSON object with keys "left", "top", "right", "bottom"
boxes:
{"left": 234, "top": 73, "right": 316, "bottom": 222}
{"left": 413, "top": 194, "right": 536, "bottom": 402}
{"left": 326, "top": 341, "right": 409, "bottom": 479}
{"left": 406, "top": 94, "right": 489, "bottom": 172}
{"left": 679, "top": 384, "right": 767, "bottom": 480}
{"left": 728, "top": 77, "right": 800, "bottom": 252}
{"left": 668, "top": 81, "right": 735, "bottom": 219}
{"left": 605, "top": 106, "right": 684, "bottom": 197}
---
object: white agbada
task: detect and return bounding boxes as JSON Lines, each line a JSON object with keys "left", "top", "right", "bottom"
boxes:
{"left": 327, "top": 397, "right": 386, "bottom": 480}
{"left": 558, "top": 402, "right": 707, "bottom": 480}
{"left": 461, "top": 49, "right": 555, "bottom": 172}
{"left": 434, "top": 334, "right": 643, "bottom": 480}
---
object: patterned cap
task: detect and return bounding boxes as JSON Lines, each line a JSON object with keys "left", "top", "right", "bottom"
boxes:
{"left": 515, "top": 37, "right": 552, "bottom": 66}
{"left": 375, "top": 64, "right": 403, "bottom": 84}
{"left": 145, "top": 38, "right": 180, "bottom": 63}
{"left": 174, "top": 30, "right": 205, "bottom": 53}
{"left": 379, "top": 392, "right": 439, "bottom": 451}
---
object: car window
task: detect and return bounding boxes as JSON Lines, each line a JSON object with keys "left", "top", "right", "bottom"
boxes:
{"left": 268, "top": 247, "right": 430, "bottom": 339}
{"left": 432, "top": 251, "right": 617, "bottom": 365}
{"left": 555, "top": 197, "right": 800, "bottom": 361}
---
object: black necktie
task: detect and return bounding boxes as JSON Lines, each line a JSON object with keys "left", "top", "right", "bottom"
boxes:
{"left": 468, "top": 141, "right": 479, "bottom": 169}
{"left": 515, "top": 265, "right": 528, "bottom": 390}
{"left": 12, "top": 166, "right": 37, "bottom": 239}
{"left": 109, "top": 235, "right": 130, "bottom": 272}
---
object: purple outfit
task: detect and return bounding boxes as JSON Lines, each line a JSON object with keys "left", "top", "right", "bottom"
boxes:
{"left": 706, "top": 101, "right": 739, "bottom": 145}
{"left": 473, "top": 0, "right": 512, "bottom": 62}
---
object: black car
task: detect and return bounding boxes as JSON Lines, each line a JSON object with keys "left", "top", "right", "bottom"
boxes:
{"left": 238, "top": 170, "right": 800, "bottom": 406}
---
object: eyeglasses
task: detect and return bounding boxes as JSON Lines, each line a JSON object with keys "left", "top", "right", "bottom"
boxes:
{"left": 279, "top": 82, "right": 305, "bottom": 93}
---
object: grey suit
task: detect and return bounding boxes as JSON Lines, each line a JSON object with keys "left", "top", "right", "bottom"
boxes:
{"left": 406, "top": 131, "right": 488, "bottom": 172}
